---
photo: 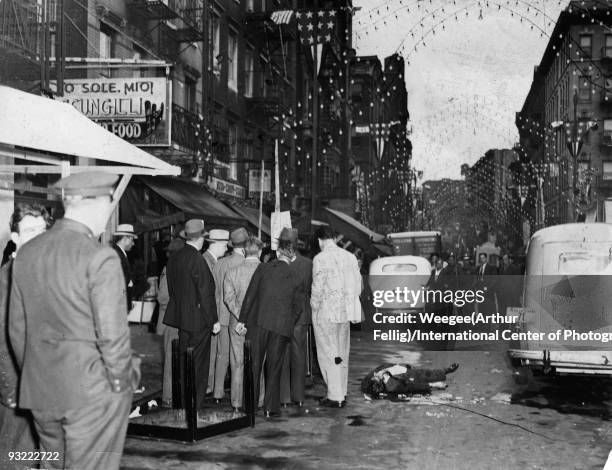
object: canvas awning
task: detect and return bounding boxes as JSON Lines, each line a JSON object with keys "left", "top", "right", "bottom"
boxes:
{"left": 0, "top": 85, "right": 180, "bottom": 176}
{"left": 120, "top": 184, "right": 185, "bottom": 232}
{"left": 228, "top": 204, "right": 271, "bottom": 238}
{"left": 323, "top": 208, "right": 387, "bottom": 253}
{"left": 139, "top": 176, "right": 245, "bottom": 228}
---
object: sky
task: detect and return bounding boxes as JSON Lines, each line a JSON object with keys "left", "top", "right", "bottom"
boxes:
{"left": 353, "top": 0, "right": 569, "bottom": 181}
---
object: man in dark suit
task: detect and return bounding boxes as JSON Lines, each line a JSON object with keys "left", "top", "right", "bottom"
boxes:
{"left": 111, "top": 223, "right": 138, "bottom": 312}
{"left": 281, "top": 228, "right": 312, "bottom": 407}
{"left": 0, "top": 203, "right": 50, "bottom": 470}
{"left": 474, "top": 252, "right": 498, "bottom": 320}
{"left": 236, "top": 228, "right": 303, "bottom": 417}
{"left": 163, "top": 219, "right": 220, "bottom": 410}
{"left": 9, "top": 172, "right": 141, "bottom": 470}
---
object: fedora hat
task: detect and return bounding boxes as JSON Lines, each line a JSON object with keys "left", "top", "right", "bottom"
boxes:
{"left": 114, "top": 223, "right": 138, "bottom": 239}
{"left": 180, "top": 219, "right": 207, "bottom": 240}
{"left": 206, "top": 229, "right": 230, "bottom": 243}
{"left": 228, "top": 227, "right": 249, "bottom": 247}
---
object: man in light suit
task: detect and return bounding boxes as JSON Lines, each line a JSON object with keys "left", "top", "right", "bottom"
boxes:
{"left": 210, "top": 227, "right": 248, "bottom": 403}
{"left": 311, "top": 226, "right": 362, "bottom": 408}
{"left": 203, "top": 229, "right": 229, "bottom": 394}
{"left": 9, "top": 172, "right": 141, "bottom": 470}
{"left": 164, "top": 219, "right": 221, "bottom": 410}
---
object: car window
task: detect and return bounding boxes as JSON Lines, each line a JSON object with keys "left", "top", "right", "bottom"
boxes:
{"left": 381, "top": 263, "right": 418, "bottom": 273}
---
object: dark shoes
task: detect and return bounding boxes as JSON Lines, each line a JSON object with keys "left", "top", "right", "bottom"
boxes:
{"left": 445, "top": 363, "right": 460, "bottom": 374}
{"left": 319, "top": 398, "right": 346, "bottom": 408}
{"left": 294, "top": 401, "right": 304, "bottom": 407}
{"left": 264, "top": 410, "right": 281, "bottom": 418}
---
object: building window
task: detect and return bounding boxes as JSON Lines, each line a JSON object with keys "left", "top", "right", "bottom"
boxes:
{"left": 245, "top": 47, "right": 254, "bottom": 97}
{"left": 228, "top": 31, "right": 238, "bottom": 91}
{"left": 579, "top": 34, "right": 592, "bottom": 57}
{"left": 604, "top": 119, "right": 612, "bottom": 145}
{"left": 185, "top": 76, "right": 197, "bottom": 113}
{"left": 211, "top": 14, "right": 221, "bottom": 77}
{"left": 99, "top": 23, "right": 114, "bottom": 59}
{"left": 246, "top": 0, "right": 259, "bottom": 12}
{"left": 578, "top": 76, "right": 592, "bottom": 101}
{"left": 606, "top": 35, "right": 612, "bottom": 58}
{"left": 260, "top": 55, "right": 269, "bottom": 97}
{"left": 604, "top": 162, "right": 612, "bottom": 180}
{"left": 229, "top": 124, "right": 238, "bottom": 181}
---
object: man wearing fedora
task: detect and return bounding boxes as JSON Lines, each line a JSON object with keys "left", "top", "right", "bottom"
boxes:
{"left": 9, "top": 172, "right": 140, "bottom": 470}
{"left": 111, "top": 223, "right": 138, "bottom": 312}
{"left": 236, "top": 227, "right": 303, "bottom": 417}
{"left": 164, "top": 219, "right": 220, "bottom": 409}
{"left": 202, "top": 229, "right": 229, "bottom": 394}
{"left": 210, "top": 227, "right": 249, "bottom": 403}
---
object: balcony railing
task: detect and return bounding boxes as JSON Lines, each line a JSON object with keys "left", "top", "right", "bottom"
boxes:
{"left": 128, "top": 0, "right": 203, "bottom": 42}
{"left": 171, "top": 103, "right": 205, "bottom": 153}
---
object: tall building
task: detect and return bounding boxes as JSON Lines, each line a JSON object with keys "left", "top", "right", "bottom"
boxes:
{"left": 465, "top": 149, "right": 520, "bottom": 247}
{"left": 349, "top": 53, "right": 411, "bottom": 232}
{"left": 517, "top": 0, "right": 612, "bottom": 225}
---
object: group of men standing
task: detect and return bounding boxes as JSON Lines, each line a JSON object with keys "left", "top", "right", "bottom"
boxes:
{"left": 157, "top": 221, "right": 363, "bottom": 417}
{"left": 0, "top": 170, "right": 363, "bottom": 470}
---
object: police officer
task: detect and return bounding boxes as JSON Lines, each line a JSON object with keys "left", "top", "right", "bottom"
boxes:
{"left": 9, "top": 172, "right": 141, "bottom": 470}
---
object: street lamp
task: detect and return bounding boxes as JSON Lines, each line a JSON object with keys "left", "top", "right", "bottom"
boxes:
{"left": 550, "top": 89, "right": 598, "bottom": 221}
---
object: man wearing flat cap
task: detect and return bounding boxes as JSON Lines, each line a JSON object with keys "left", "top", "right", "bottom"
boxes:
{"left": 164, "top": 219, "right": 220, "bottom": 409}
{"left": 210, "top": 227, "right": 249, "bottom": 404}
{"left": 111, "top": 223, "right": 138, "bottom": 312}
{"left": 8, "top": 172, "right": 141, "bottom": 470}
{"left": 236, "top": 227, "right": 304, "bottom": 417}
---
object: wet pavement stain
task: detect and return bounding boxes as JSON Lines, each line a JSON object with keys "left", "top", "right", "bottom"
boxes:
{"left": 346, "top": 414, "right": 367, "bottom": 426}
{"left": 254, "top": 430, "right": 290, "bottom": 439}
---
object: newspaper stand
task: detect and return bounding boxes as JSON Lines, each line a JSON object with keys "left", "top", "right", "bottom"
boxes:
{"left": 127, "top": 340, "right": 255, "bottom": 442}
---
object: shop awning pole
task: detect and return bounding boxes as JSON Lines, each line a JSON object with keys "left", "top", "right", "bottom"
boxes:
{"left": 258, "top": 160, "right": 264, "bottom": 240}
{"left": 274, "top": 139, "right": 280, "bottom": 212}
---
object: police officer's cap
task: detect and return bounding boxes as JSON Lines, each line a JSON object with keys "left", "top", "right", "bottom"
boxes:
{"left": 53, "top": 172, "right": 119, "bottom": 198}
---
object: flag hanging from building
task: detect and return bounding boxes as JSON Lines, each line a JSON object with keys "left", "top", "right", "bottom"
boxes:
{"left": 296, "top": 10, "right": 337, "bottom": 45}
{"left": 270, "top": 10, "right": 295, "bottom": 25}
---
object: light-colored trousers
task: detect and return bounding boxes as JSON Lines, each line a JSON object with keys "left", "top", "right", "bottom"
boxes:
{"left": 228, "top": 315, "right": 245, "bottom": 408}
{"left": 32, "top": 390, "right": 132, "bottom": 470}
{"left": 208, "top": 326, "right": 230, "bottom": 398}
{"left": 312, "top": 317, "right": 350, "bottom": 402}
{"left": 162, "top": 326, "right": 179, "bottom": 405}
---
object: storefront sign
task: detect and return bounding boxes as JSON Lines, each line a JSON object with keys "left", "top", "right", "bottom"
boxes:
{"left": 54, "top": 78, "right": 171, "bottom": 147}
{"left": 248, "top": 169, "right": 272, "bottom": 199}
{"left": 207, "top": 176, "right": 246, "bottom": 199}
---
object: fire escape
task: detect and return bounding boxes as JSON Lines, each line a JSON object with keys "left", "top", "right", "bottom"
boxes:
{"left": 0, "top": 0, "right": 46, "bottom": 88}
{"left": 243, "top": 5, "right": 296, "bottom": 139}
{"left": 126, "top": 0, "right": 206, "bottom": 165}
